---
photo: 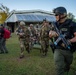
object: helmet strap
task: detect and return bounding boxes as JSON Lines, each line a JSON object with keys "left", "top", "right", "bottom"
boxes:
{"left": 58, "top": 15, "right": 67, "bottom": 22}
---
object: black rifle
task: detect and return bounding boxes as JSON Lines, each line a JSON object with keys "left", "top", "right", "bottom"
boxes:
{"left": 51, "top": 22, "right": 71, "bottom": 50}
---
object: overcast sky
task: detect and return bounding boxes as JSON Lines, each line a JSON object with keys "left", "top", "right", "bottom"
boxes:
{"left": 0, "top": 0, "right": 76, "bottom": 18}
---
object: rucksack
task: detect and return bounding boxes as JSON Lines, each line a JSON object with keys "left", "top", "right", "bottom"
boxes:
{"left": 3, "top": 28, "right": 11, "bottom": 39}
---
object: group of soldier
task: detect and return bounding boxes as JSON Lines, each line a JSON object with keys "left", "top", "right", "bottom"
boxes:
{"left": 15, "top": 19, "right": 51, "bottom": 58}
{"left": 8, "top": 6, "right": 76, "bottom": 75}
{"left": 15, "top": 6, "right": 76, "bottom": 75}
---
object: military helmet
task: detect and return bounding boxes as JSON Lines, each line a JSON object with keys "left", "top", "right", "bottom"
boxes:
{"left": 53, "top": 7, "right": 67, "bottom": 16}
{"left": 30, "top": 24, "right": 33, "bottom": 27}
{"left": 20, "top": 21, "right": 25, "bottom": 26}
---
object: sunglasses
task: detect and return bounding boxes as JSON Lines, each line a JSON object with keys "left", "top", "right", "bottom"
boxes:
{"left": 55, "top": 14, "right": 59, "bottom": 16}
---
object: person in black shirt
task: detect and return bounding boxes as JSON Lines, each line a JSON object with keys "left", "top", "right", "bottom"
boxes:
{"left": 49, "top": 7, "right": 76, "bottom": 75}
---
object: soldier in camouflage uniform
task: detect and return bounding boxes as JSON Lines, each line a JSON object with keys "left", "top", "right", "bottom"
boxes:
{"left": 15, "top": 21, "right": 30, "bottom": 58}
{"left": 28, "top": 24, "right": 36, "bottom": 49}
{"left": 40, "top": 19, "right": 50, "bottom": 56}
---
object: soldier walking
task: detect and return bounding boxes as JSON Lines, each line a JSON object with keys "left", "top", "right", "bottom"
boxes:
{"left": 40, "top": 19, "right": 50, "bottom": 56}
{"left": 49, "top": 7, "right": 76, "bottom": 75}
{"left": 15, "top": 21, "right": 30, "bottom": 58}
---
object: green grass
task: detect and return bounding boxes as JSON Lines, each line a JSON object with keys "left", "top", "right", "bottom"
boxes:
{"left": 0, "top": 33, "right": 76, "bottom": 75}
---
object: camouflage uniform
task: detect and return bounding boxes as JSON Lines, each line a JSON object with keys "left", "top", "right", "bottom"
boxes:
{"left": 16, "top": 21, "right": 30, "bottom": 58}
{"left": 29, "top": 24, "right": 36, "bottom": 49}
{"left": 40, "top": 22, "right": 50, "bottom": 56}
{"left": 35, "top": 25, "right": 40, "bottom": 44}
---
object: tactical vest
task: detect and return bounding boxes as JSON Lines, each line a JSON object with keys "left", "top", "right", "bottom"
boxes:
{"left": 17, "top": 27, "right": 30, "bottom": 39}
{"left": 54, "top": 19, "right": 76, "bottom": 52}
{"left": 41, "top": 25, "right": 50, "bottom": 39}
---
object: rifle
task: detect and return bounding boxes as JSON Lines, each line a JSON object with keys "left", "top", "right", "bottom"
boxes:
{"left": 51, "top": 22, "right": 71, "bottom": 50}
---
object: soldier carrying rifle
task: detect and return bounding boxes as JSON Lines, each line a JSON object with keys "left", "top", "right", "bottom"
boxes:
{"left": 40, "top": 19, "right": 50, "bottom": 56}
{"left": 15, "top": 21, "right": 30, "bottom": 59}
{"left": 49, "top": 7, "right": 76, "bottom": 75}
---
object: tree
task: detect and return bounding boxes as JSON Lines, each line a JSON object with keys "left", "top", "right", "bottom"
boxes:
{"left": 67, "top": 12, "right": 75, "bottom": 20}
{"left": 0, "top": 3, "right": 9, "bottom": 15}
{"left": 0, "top": 4, "right": 10, "bottom": 24}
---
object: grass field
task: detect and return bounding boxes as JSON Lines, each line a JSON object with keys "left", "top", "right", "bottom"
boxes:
{"left": 0, "top": 33, "right": 76, "bottom": 75}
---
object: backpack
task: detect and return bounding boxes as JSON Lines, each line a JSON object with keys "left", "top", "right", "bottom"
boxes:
{"left": 3, "top": 28, "right": 11, "bottom": 39}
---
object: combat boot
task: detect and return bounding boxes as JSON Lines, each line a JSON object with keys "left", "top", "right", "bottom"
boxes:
{"left": 20, "top": 55, "right": 24, "bottom": 59}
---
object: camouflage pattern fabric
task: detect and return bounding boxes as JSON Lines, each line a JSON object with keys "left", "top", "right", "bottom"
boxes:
{"left": 40, "top": 25, "right": 50, "bottom": 56}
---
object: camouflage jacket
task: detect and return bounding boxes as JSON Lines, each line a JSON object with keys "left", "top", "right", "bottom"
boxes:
{"left": 40, "top": 25, "right": 50, "bottom": 40}
{"left": 16, "top": 26, "right": 30, "bottom": 39}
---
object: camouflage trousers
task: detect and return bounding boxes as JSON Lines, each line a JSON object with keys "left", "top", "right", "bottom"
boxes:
{"left": 54, "top": 49, "right": 73, "bottom": 75}
{"left": 40, "top": 39, "right": 49, "bottom": 56}
{"left": 19, "top": 38, "right": 30, "bottom": 55}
